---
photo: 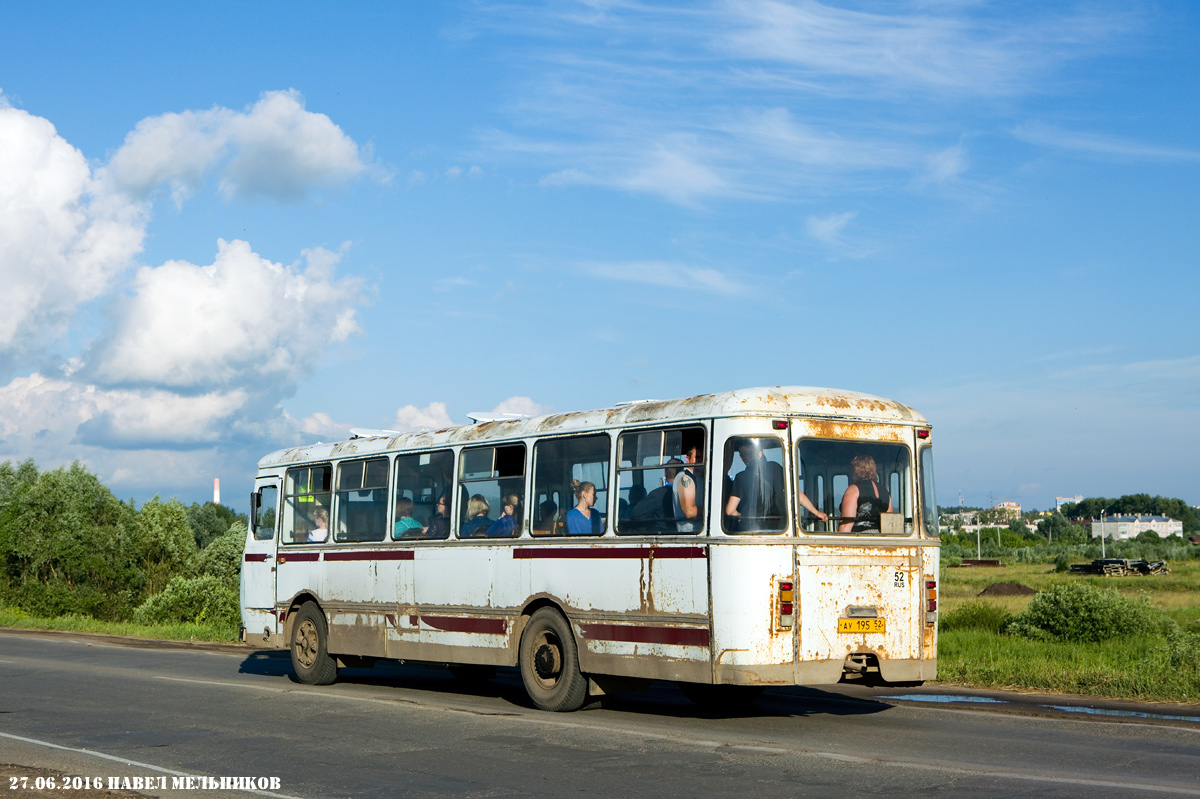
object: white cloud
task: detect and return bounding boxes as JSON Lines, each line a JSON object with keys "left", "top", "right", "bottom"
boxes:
{"left": 107, "top": 89, "right": 369, "bottom": 203}
{"left": 1012, "top": 122, "right": 1200, "bottom": 163}
{"left": 445, "top": 166, "right": 463, "bottom": 179}
{"left": 0, "top": 99, "right": 145, "bottom": 354}
{"left": 298, "top": 411, "right": 355, "bottom": 440}
{"left": 393, "top": 401, "right": 455, "bottom": 431}
{"left": 805, "top": 210, "right": 856, "bottom": 245}
{"left": 0, "top": 373, "right": 246, "bottom": 451}
{"left": 581, "top": 259, "right": 751, "bottom": 295}
{"left": 491, "top": 396, "right": 552, "bottom": 417}
{"left": 88, "top": 239, "right": 363, "bottom": 391}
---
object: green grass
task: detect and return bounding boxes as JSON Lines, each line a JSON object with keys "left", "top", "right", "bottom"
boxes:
{"left": 0, "top": 605, "right": 238, "bottom": 644}
{"left": 937, "top": 559, "right": 1200, "bottom": 702}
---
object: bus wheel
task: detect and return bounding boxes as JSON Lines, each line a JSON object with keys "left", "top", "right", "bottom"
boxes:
{"left": 290, "top": 602, "right": 338, "bottom": 686}
{"left": 519, "top": 608, "right": 587, "bottom": 712}
{"left": 679, "top": 683, "right": 764, "bottom": 709}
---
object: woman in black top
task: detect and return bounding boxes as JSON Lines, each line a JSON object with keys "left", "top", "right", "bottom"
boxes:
{"left": 838, "top": 455, "right": 894, "bottom": 532}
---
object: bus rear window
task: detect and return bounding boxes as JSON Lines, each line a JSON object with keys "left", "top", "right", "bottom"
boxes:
{"left": 797, "top": 440, "right": 912, "bottom": 535}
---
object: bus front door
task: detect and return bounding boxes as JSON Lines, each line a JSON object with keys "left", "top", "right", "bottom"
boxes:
{"left": 241, "top": 479, "right": 280, "bottom": 645}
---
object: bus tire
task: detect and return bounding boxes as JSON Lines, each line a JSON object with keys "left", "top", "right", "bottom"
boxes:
{"left": 519, "top": 608, "right": 587, "bottom": 712}
{"left": 679, "top": 683, "right": 764, "bottom": 708}
{"left": 290, "top": 602, "right": 338, "bottom": 686}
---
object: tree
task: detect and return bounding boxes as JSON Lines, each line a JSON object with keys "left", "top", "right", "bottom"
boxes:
{"left": 133, "top": 497, "right": 196, "bottom": 596}
{"left": 186, "top": 502, "right": 247, "bottom": 548}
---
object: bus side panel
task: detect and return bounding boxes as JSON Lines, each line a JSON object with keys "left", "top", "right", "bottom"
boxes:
{"left": 536, "top": 544, "right": 711, "bottom": 682}
{"left": 796, "top": 545, "right": 927, "bottom": 682}
{"left": 382, "top": 551, "right": 419, "bottom": 655}
{"left": 710, "top": 543, "right": 796, "bottom": 685}
{"left": 920, "top": 544, "right": 939, "bottom": 678}
{"left": 323, "top": 556, "right": 387, "bottom": 658}
{"left": 408, "top": 544, "right": 515, "bottom": 664}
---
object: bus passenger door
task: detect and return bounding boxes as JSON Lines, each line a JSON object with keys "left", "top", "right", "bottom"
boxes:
{"left": 241, "top": 479, "right": 280, "bottom": 644}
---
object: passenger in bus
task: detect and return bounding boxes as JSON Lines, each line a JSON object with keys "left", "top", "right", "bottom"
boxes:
{"left": 461, "top": 494, "right": 492, "bottom": 538}
{"left": 725, "top": 439, "right": 825, "bottom": 530}
{"left": 425, "top": 493, "right": 451, "bottom": 539}
{"left": 309, "top": 508, "right": 330, "bottom": 543}
{"left": 534, "top": 500, "right": 558, "bottom": 533}
{"left": 838, "top": 455, "right": 893, "bottom": 532}
{"left": 673, "top": 446, "right": 704, "bottom": 533}
{"left": 393, "top": 497, "right": 423, "bottom": 539}
{"left": 566, "top": 480, "right": 602, "bottom": 535}
{"left": 486, "top": 493, "right": 521, "bottom": 537}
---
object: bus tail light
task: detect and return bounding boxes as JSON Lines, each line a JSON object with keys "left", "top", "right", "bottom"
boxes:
{"left": 778, "top": 580, "right": 795, "bottom": 629}
{"left": 925, "top": 578, "right": 937, "bottom": 623}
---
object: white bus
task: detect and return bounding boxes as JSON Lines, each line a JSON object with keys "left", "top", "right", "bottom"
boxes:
{"left": 240, "top": 386, "right": 940, "bottom": 711}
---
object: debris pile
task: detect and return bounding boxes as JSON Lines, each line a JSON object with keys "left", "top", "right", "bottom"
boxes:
{"left": 1068, "top": 558, "right": 1169, "bottom": 577}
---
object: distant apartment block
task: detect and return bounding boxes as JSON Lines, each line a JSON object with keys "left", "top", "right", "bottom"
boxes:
{"left": 1090, "top": 515, "right": 1183, "bottom": 541}
{"left": 1056, "top": 495, "right": 1083, "bottom": 510}
{"left": 995, "top": 501, "right": 1021, "bottom": 518}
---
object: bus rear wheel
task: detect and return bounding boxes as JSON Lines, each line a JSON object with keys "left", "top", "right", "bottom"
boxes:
{"left": 290, "top": 602, "right": 338, "bottom": 685}
{"left": 519, "top": 608, "right": 587, "bottom": 712}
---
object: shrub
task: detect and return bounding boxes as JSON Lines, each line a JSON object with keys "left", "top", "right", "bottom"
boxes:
{"left": 132, "top": 575, "right": 239, "bottom": 628}
{"left": 939, "top": 600, "right": 1014, "bottom": 633}
{"left": 1054, "top": 554, "right": 1070, "bottom": 573}
{"left": 188, "top": 523, "right": 246, "bottom": 590}
{"left": 1006, "top": 583, "right": 1172, "bottom": 643}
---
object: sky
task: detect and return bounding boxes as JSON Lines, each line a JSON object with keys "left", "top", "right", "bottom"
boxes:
{"left": 1, "top": 1, "right": 1197, "bottom": 513}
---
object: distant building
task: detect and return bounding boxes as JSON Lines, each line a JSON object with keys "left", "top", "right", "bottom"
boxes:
{"left": 994, "top": 501, "right": 1021, "bottom": 519}
{"left": 1090, "top": 515, "right": 1183, "bottom": 541}
{"left": 1055, "top": 495, "right": 1083, "bottom": 510}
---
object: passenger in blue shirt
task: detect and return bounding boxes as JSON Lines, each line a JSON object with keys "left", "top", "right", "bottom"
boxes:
{"left": 566, "top": 480, "right": 602, "bottom": 536}
{"left": 461, "top": 494, "right": 492, "bottom": 538}
{"left": 486, "top": 493, "right": 521, "bottom": 537}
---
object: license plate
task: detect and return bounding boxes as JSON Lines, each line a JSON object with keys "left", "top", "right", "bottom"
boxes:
{"left": 838, "top": 617, "right": 886, "bottom": 634}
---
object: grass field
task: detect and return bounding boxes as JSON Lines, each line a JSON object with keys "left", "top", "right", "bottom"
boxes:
{"left": 937, "top": 559, "right": 1200, "bottom": 702}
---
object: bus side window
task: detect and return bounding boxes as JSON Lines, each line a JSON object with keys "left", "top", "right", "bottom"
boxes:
{"left": 722, "top": 436, "right": 787, "bottom": 534}
{"left": 393, "top": 450, "right": 454, "bottom": 540}
{"left": 458, "top": 444, "right": 526, "bottom": 539}
{"left": 532, "top": 433, "right": 610, "bottom": 537}
{"left": 334, "top": 457, "right": 389, "bottom": 543}
{"left": 253, "top": 486, "right": 277, "bottom": 541}
{"left": 616, "top": 426, "right": 705, "bottom": 535}
{"left": 282, "top": 464, "right": 332, "bottom": 545}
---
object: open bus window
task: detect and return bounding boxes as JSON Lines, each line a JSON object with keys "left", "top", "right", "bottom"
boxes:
{"left": 616, "top": 426, "right": 705, "bottom": 535}
{"left": 920, "top": 447, "right": 938, "bottom": 538}
{"left": 797, "top": 440, "right": 912, "bottom": 535}
{"left": 393, "top": 450, "right": 454, "bottom": 540}
{"left": 722, "top": 437, "right": 787, "bottom": 534}
{"left": 458, "top": 444, "right": 525, "bottom": 539}
{"left": 282, "top": 464, "right": 332, "bottom": 544}
{"left": 333, "top": 458, "right": 389, "bottom": 543}
{"left": 253, "top": 486, "right": 277, "bottom": 541}
{"left": 531, "top": 434, "right": 610, "bottom": 536}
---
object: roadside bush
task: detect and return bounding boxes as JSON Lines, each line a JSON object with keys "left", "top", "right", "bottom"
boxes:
{"left": 1006, "top": 583, "right": 1173, "bottom": 643}
{"left": 940, "top": 600, "right": 1014, "bottom": 633}
{"left": 132, "top": 575, "right": 239, "bottom": 629}
{"left": 188, "top": 522, "right": 246, "bottom": 590}
{"left": 1054, "top": 554, "right": 1071, "bottom": 572}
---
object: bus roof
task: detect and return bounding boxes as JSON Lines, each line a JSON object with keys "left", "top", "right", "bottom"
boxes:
{"left": 259, "top": 386, "right": 928, "bottom": 468}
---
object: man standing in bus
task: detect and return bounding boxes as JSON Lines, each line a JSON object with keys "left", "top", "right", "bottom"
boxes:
{"left": 673, "top": 442, "right": 704, "bottom": 533}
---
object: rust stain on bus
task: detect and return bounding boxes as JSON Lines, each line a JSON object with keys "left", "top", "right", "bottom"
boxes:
{"left": 799, "top": 419, "right": 906, "bottom": 442}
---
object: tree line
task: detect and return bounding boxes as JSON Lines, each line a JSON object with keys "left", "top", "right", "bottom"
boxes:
{"left": 1059, "top": 494, "right": 1197, "bottom": 534}
{"left": 0, "top": 459, "right": 246, "bottom": 633}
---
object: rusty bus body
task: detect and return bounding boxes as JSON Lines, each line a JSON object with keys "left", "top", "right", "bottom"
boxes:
{"left": 240, "top": 386, "right": 940, "bottom": 710}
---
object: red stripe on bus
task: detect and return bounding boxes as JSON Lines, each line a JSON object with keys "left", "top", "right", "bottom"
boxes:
{"left": 279, "top": 552, "right": 320, "bottom": 562}
{"left": 419, "top": 615, "right": 507, "bottom": 635}
{"left": 323, "top": 550, "right": 415, "bottom": 561}
{"left": 244, "top": 553, "right": 268, "bottom": 562}
{"left": 581, "top": 623, "right": 710, "bottom": 647}
{"left": 513, "top": 546, "right": 706, "bottom": 560}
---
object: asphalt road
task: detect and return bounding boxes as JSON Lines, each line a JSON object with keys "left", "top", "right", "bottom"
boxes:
{"left": 1, "top": 630, "right": 1198, "bottom": 799}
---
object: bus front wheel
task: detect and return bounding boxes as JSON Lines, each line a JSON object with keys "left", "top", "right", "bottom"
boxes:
{"left": 290, "top": 602, "right": 338, "bottom": 685}
{"left": 519, "top": 608, "right": 588, "bottom": 712}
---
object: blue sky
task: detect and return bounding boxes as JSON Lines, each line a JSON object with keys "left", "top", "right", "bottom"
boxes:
{"left": 1, "top": 1, "right": 1197, "bottom": 512}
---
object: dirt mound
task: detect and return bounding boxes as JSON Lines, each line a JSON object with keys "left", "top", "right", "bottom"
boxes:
{"left": 978, "top": 582, "right": 1037, "bottom": 597}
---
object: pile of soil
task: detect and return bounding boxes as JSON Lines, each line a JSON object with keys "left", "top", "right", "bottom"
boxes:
{"left": 978, "top": 582, "right": 1037, "bottom": 597}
